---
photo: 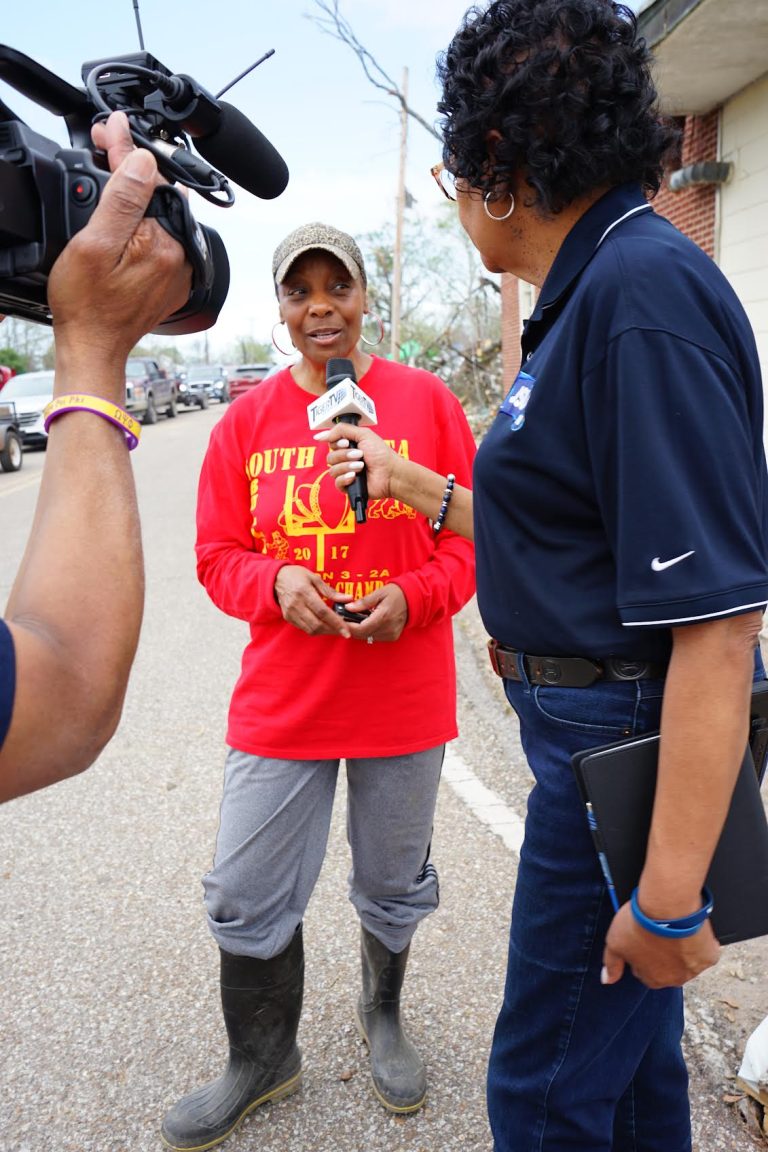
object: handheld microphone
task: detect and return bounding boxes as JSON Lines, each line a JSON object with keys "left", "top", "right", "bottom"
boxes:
{"left": 307, "top": 359, "right": 377, "bottom": 524}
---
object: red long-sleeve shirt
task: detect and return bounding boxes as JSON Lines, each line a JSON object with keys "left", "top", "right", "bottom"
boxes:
{"left": 196, "top": 357, "right": 477, "bottom": 758}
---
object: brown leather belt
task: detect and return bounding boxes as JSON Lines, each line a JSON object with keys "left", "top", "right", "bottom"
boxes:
{"left": 488, "top": 639, "right": 667, "bottom": 688}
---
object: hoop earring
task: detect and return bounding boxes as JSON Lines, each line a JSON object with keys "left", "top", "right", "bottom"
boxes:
{"left": 360, "top": 312, "right": 385, "bottom": 347}
{"left": 483, "top": 190, "right": 515, "bottom": 221}
{"left": 272, "top": 322, "right": 297, "bottom": 357}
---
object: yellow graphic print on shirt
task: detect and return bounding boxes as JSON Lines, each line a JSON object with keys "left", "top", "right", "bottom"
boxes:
{"left": 245, "top": 439, "right": 417, "bottom": 572}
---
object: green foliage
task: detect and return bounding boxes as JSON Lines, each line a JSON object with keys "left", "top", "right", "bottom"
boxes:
{"left": 0, "top": 317, "right": 53, "bottom": 370}
{"left": 230, "top": 337, "right": 273, "bottom": 365}
{"left": 0, "top": 347, "right": 28, "bottom": 374}
{"left": 361, "top": 210, "right": 503, "bottom": 425}
{"left": 131, "top": 342, "right": 185, "bottom": 363}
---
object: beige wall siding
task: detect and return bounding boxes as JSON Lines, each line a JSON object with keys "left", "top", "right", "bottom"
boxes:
{"left": 719, "top": 73, "right": 768, "bottom": 387}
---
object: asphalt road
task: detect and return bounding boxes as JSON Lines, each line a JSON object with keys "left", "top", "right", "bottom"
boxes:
{"left": 0, "top": 406, "right": 764, "bottom": 1151}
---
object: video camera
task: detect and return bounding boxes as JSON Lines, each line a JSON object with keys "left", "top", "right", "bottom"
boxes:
{"left": 0, "top": 45, "right": 289, "bottom": 334}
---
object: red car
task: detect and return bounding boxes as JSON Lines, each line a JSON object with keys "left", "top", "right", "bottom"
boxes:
{"left": 228, "top": 363, "right": 273, "bottom": 401}
{"left": 0, "top": 366, "right": 14, "bottom": 391}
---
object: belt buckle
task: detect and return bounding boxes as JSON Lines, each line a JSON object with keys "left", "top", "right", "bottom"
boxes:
{"left": 530, "top": 657, "right": 566, "bottom": 686}
{"left": 606, "top": 659, "right": 650, "bottom": 681}
{"left": 529, "top": 656, "right": 602, "bottom": 688}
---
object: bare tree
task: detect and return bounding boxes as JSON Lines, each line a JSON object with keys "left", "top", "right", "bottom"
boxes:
{"left": 308, "top": 1, "right": 441, "bottom": 142}
{"left": 307, "top": 0, "right": 505, "bottom": 429}
{"left": 0, "top": 317, "right": 53, "bottom": 371}
{"left": 362, "top": 215, "right": 504, "bottom": 422}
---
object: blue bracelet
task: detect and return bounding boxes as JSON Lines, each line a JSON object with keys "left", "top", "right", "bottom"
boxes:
{"left": 630, "top": 887, "right": 714, "bottom": 938}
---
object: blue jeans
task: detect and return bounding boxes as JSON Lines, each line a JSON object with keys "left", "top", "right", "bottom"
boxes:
{"left": 487, "top": 668, "right": 689, "bottom": 1152}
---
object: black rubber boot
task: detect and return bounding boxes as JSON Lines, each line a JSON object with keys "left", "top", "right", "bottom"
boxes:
{"left": 161, "top": 927, "right": 304, "bottom": 1150}
{"left": 354, "top": 925, "right": 427, "bottom": 1113}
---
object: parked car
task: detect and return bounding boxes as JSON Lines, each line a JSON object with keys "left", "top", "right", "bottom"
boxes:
{"left": 175, "top": 367, "right": 208, "bottom": 410}
{"left": 124, "top": 357, "right": 178, "bottom": 424}
{"left": 210, "top": 382, "right": 228, "bottom": 403}
{"left": 203, "top": 364, "right": 230, "bottom": 403}
{"left": 0, "top": 400, "right": 23, "bottom": 472}
{"left": 0, "top": 365, "right": 14, "bottom": 391}
{"left": 179, "top": 364, "right": 229, "bottom": 407}
{"left": 0, "top": 369, "right": 55, "bottom": 448}
{"left": 228, "top": 363, "right": 272, "bottom": 401}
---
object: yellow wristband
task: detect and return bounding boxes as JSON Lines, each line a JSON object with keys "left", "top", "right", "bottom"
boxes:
{"left": 43, "top": 394, "right": 142, "bottom": 450}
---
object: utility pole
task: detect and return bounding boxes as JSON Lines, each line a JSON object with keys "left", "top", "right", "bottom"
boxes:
{"left": 390, "top": 67, "right": 408, "bottom": 361}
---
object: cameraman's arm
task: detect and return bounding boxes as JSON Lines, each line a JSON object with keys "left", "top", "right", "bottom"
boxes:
{"left": 0, "top": 113, "right": 190, "bottom": 802}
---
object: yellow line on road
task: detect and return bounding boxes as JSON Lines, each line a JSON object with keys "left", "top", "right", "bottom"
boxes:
{"left": 0, "top": 473, "right": 42, "bottom": 498}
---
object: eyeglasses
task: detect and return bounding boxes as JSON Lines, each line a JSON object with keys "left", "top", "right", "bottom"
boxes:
{"left": 431, "top": 162, "right": 457, "bottom": 202}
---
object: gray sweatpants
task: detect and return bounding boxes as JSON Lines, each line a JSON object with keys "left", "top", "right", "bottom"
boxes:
{"left": 203, "top": 745, "right": 445, "bottom": 959}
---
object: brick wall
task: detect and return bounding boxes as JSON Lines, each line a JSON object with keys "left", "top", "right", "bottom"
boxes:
{"left": 501, "top": 274, "right": 524, "bottom": 382}
{"left": 654, "top": 111, "right": 719, "bottom": 258}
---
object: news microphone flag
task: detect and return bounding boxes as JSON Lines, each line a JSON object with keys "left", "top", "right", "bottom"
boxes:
{"left": 307, "top": 359, "right": 376, "bottom": 523}
{"left": 306, "top": 379, "right": 377, "bottom": 430}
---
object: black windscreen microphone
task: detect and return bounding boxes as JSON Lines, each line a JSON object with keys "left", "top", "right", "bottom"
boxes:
{"left": 194, "top": 100, "right": 289, "bottom": 199}
{"left": 326, "top": 358, "right": 368, "bottom": 523}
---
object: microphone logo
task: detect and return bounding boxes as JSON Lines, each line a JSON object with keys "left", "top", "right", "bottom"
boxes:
{"left": 307, "top": 380, "right": 377, "bottom": 430}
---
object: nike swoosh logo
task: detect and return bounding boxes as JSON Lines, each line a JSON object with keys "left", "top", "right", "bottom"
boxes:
{"left": 651, "top": 550, "right": 695, "bottom": 572}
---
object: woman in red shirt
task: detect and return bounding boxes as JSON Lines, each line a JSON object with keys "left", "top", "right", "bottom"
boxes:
{"left": 161, "top": 222, "right": 476, "bottom": 1151}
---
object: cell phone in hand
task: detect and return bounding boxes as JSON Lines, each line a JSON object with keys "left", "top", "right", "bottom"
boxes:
{"left": 333, "top": 603, "right": 371, "bottom": 624}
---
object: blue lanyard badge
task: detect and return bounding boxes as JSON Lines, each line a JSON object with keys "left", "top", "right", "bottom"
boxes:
{"left": 500, "top": 370, "right": 536, "bottom": 431}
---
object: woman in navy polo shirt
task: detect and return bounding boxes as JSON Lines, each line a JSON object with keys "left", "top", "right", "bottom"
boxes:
{"left": 320, "top": 2, "right": 768, "bottom": 1149}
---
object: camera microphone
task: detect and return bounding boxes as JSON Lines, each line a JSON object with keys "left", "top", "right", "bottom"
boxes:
{"left": 194, "top": 101, "right": 288, "bottom": 200}
{"left": 150, "top": 138, "right": 225, "bottom": 188}
{"left": 307, "top": 358, "right": 377, "bottom": 524}
{"left": 0, "top": 41, "right": 290, "bottom": 333}
{"left": 146, "top": 74, "right": 288, "bottom": 200}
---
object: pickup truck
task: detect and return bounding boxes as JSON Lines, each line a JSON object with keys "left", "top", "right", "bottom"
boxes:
{"left": 124, "top": 358, "right": 178, "bottom": 424}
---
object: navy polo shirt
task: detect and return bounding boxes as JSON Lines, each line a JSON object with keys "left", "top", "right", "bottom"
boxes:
{"left": 0, "top": 619, "right": 15, "bottom": 750}
{"left": 474, "top": 183, "right": 768, "bottom": 662}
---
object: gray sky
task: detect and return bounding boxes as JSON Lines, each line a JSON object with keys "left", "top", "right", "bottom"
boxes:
{"left": 2, "top": 0, "right": 650, "bottom": 359}
{"left": 2, "top": 1, "right": 476, "bottom": 358}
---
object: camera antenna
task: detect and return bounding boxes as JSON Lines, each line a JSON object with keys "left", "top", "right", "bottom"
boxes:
{"left": 132, "top": 0, "right": 146, "bottom": 50}
{"left": 215, "top": 50, "right": 275, "bottom": 99}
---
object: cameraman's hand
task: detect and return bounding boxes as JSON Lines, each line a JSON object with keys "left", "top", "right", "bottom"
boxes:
{"left": 48, "top": 111, "right": 192, "bottom": 396}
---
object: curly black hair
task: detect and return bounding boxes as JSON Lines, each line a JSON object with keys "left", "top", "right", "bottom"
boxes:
{"left": 436, "top": 0, "right": 679, "bottom": 215}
